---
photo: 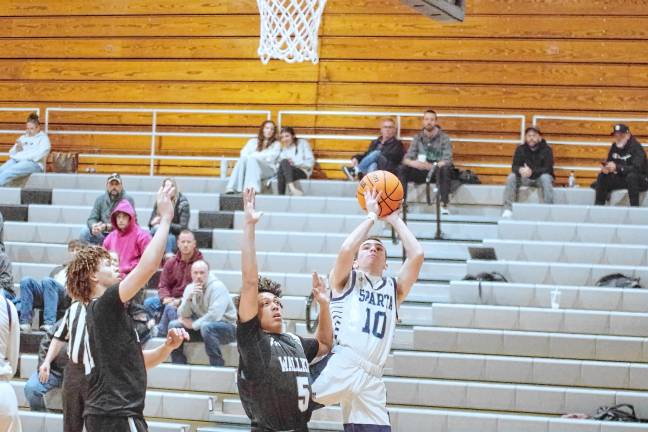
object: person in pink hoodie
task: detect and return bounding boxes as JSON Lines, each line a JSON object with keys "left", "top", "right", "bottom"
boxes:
{"left": 102, "top": 199, "right": 152, "bottom": 278}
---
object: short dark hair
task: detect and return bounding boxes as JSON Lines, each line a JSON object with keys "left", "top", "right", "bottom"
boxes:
{"left": 525, "top": 126, "right": 542, "bottom": 135}
{"left": 233, "top": 276, "right": 282, "bottom": 310}
{"left": 178, "top": 229, "right": 195, "bottom": 239}
{"left": 424, "top": 109, "right": 437, "bottom": 117}
{"left": 67, "top": 239, "right": 85, "bottom": 251}
{"left": 354, "top": 236, "right": 385, "bottom": 259}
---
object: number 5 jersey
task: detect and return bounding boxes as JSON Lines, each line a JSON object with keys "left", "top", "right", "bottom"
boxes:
{"left": 237, "top": 314, "right": 320, "bottom": 431}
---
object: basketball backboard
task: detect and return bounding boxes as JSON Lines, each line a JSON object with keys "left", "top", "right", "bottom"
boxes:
{"left": 401, "top": 0, "right": 465, "bottom": 22}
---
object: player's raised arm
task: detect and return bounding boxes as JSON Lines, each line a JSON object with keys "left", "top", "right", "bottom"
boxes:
{"left": 311, "top": 272, "right": 333, "bottom": 357}
{"left": 384, "top": 211, "right": 424, "bottom": 305}
{"left": 239, "top": 188, "right": 263, "bottom": 322}
{"left": 119, "top": 184, "right": 175, "bottom": 303}
{"left": 330, "top": 189, "right": 381, "bottom": 294}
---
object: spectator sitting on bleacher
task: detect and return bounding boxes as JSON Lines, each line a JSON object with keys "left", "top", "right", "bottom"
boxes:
{"left": 0, "top": 249, "right": 14, "bottom": 302}
{"left": 398, "top": 109, "right": 454, "bottom": 215}
{"left": 18, "top": 240, "right": 83, "bottom": 333}
{"left": 103, "top": 199, "right": 151, "bottom": 278}
{"left": 594, "top": 124, "right": 648, "bottom": 207}
{"left": 80, "top": 173, "right": 135, "bottom": 245}
{"left": 145, "top": 230, "right": 203, "bottom": 336}
{"left": 23, "top": 320, "right": 67, "bottom": 412}
{"left": 169, "top": 260, "right": 236, "bottom": 367}
{"left": 0, "top": 112, "right": 50, "bottom": 187}
{"left": 148, "top": 177, "right": 190, "bottom": 255}
{"left": 501, "top": 126, "right": 554, "bottom": 218}
{"left": 343, "top": 117, "right": 405, "bottom": 181}
{"left": 276, "top": 127, "right": 314, "bottom": 196}
{"left": 225, "top": 120, "right": 280, "bottom": 194}
{"left": 0, "top": 291, "right": 20, "bottom": 432}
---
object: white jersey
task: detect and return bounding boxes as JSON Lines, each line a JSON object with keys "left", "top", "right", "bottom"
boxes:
{"left": 330, "top": 269, "right": 398, "bottom": 367}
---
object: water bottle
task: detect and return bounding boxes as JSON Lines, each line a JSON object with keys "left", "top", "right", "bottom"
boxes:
{"left": 568, "top": 171, "right": 576, "bottom": 188}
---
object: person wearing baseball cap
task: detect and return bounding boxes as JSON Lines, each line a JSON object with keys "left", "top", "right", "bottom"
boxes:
{"left": 501, "top": 126, "right": 555, "bottom": 218}
{"left": 594, "top": 124, "right": 648, "bottom": 206}
{"left": 79, "top": 173, "right": 136, "bottom": 244}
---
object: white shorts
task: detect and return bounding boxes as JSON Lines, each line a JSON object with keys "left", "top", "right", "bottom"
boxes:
{"left": 0, "top": 381, "right": 22, "bottom": 432}
{"left": 312, "top": 346, "right": 390, "bottom": 430}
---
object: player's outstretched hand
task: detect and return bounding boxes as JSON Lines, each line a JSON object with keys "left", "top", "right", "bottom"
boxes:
{"left": 383, "top": 206, "right": 403, "bottom": 226}
{"left": 165, "top": 327, "right": 190, "bottom": 350}
{"left": 363, "top": 188, "right": 381, "bottom": 216}
{"left": 311, "top": 272, "right": 329, "bottom": 306}
{"left": 243, "top": 187, "right": 263, "bottom": 225}
{"left": 156, "top": 182, "right": 176, "bottom": 223}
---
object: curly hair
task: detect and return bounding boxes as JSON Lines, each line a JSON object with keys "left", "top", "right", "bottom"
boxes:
{"left": 234, "top": 276, "right": 283, "bottom": 310}
{"left": 66, "top": 246, "right": 110, "bottom": 303}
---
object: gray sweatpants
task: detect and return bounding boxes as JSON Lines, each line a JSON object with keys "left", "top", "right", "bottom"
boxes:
{"left": 503, "top": 172, "right": 554, "bottom": 210}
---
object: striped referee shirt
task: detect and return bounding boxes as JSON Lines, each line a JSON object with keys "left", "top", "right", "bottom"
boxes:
{"left": 53, "top": 301, "right": 94, "bottom": 373}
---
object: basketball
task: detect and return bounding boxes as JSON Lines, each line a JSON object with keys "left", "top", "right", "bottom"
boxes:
{"left": 356, "top": 170, "right": 404, "bottom": 217}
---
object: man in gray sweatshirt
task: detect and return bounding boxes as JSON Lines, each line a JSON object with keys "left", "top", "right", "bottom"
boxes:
{"left": 169, "top": 260, "right": 236, "bottom": 366}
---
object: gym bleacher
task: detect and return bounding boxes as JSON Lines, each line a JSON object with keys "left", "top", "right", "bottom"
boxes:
{"left": 3, "top": 170, "right": 647, "bottom": 431}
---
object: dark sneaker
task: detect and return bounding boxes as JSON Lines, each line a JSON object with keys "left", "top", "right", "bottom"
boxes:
{"left": 342, "top": 166, "right": 357, "bottom": 181}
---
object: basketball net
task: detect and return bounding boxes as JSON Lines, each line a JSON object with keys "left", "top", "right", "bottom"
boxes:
{"left": 256, "top": 0, "right": 327, "bottom": 64}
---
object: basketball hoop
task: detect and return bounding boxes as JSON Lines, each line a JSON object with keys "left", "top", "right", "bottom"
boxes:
{"left": 256, "top": 0, "right": 327, "bottom": 64}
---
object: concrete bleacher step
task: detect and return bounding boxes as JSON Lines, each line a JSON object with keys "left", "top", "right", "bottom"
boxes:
{"left": 6, "top": 244, "right": 466, "bottom": 281}
{"left": 19, "top": 411, "right": 190, "bottom": 432}
{"left": 498, "top": 220, "right": 648, "bottom": 245}
{"left": 392, "top": 351, "right": 648, "bottom": 391}
{"left": 25, "top": 204, "right": 201, "bottom": 229}
{"left": 512, "top": 202, "right": 648, "bottom": 225}
{"left": 483, "top": 238, "right": 648, "bottom": 266}
{"left": 220, "top": 394, "right": 648, "bottom": 431}
{"left": 22, "top": 173, "right": 360, "bottom": 197}
{"left": 466, "top": 259, "right": 648, "bottom": 287}
{"left": 139, "top": 326, "right": 413, "bottom": 367}
{"left": 211, "top": 229, "right": 479, "bottom": 261}
{"left": 413, "top": 326, "right": 648, "bottom": 363}
{"left": 12, "top": 380, "right": 216, "bottom": 422}
{"left": 383, "top": 375, "right": 648, "bottom": 417}
{"left": 432, "top": 303, "right": 648, "bottom": 338}
{"left": 233, "top": 211, "right": 498, "bottom": 241}
{"left": 449, "top": 280, "right": 648, "bottom": 313}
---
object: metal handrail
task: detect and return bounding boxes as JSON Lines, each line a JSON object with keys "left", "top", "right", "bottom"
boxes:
{"left": 44, "top": 107, "right": 272, "bottom": 176}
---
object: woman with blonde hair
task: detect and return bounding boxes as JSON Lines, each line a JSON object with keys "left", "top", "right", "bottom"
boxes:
{"left": 225, "top": 120, "right": 280, "bottom": 194}
{"left": 0, "top": 294, "right": 21, "bottom": 431}
{"left": 149, "top": 177, "right": 190, "bottom": 254}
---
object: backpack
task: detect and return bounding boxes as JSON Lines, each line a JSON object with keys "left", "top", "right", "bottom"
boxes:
{"left": 595, "top": 273, "right": 641, "bottom": 289}
{"left": 463, "top": 272, "right": 508, "bottom": 300}
{"left": 458, "top": 169, "right": 481, "bottom": 184}
{"left": 593, "top": 404, "right": 646, "bottom": 422}
{"left": 463, "top": 272, "right": 508, "bottom": 283}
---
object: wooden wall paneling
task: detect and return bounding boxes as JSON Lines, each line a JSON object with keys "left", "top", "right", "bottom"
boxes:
{"left": 320, "top": 38, "right": 648, "bottom": 63}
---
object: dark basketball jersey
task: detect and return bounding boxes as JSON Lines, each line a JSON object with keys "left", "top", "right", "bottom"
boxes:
{"left": 237, "top": 315, "right": 319, "bottom": 431}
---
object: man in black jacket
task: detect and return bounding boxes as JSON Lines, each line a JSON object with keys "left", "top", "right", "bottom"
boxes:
{"left": 595, "top": 124, "right": 648, "bottom": 207}
{"left": 343, "top": 118, "right": 405, "bottom": 180}
{"left": 502, "top": 127, "right": 554, "bottom": 218}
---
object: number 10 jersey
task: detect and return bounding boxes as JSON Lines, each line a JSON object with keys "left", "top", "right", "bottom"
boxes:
{"left": 330, "top": 269, "right": 398, "bottom": 367}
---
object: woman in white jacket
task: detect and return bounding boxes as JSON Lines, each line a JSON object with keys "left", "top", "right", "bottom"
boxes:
{"left": 276, "top": 127, "right": 315, "bottom": 196}
{"left": 0, "top": 295, "right": 21, "bottom": 431}
{"left": 0, "top": 112, "right": 50, "bottom": 187}
{"left": 226, "top": 120, "right": 280, "bottom": 194}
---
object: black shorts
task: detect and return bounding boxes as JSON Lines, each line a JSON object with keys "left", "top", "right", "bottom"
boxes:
{"left": 84, "top": 415, "right": 147, "bottom": 432}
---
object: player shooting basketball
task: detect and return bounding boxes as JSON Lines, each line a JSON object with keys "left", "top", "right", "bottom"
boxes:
{"left": 236, "top": 188, "right": 333, "bottom": 431}
{"left": 311, "top": 188, "right": 424, "bottom": 431}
